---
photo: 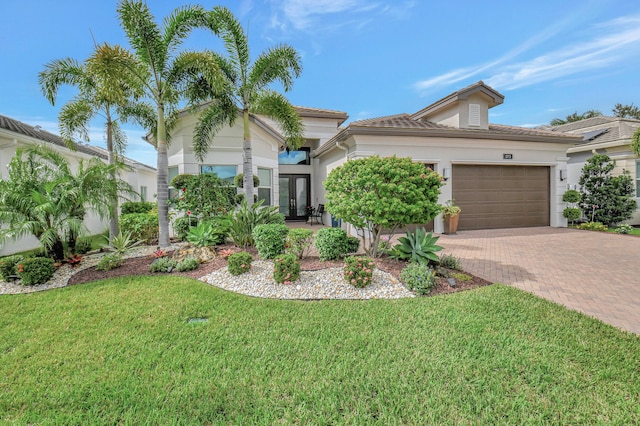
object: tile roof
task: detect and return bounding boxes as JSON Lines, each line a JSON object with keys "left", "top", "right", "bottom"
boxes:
{"left": 549, "top": 115, "right": 640, "bottom": 146}
{"left": 0, "top": 114, "right": 155, "bottom": 170}
{"left": 548, "top": 116, "right": 619, "bottom": 132}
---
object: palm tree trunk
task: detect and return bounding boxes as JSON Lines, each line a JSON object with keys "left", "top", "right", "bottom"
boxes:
{"left": 157, "top": 104, "right": 170, "bottom": 247}
{"left": 106, "top": 121, "right": 119, "bottom": 241}
{"left": 242, "top": 109, "right": 254, "bottom": 207}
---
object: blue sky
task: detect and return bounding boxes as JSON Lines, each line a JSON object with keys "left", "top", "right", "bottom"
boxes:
{"left": 2, "top": 0, "right": 640, "bottom": 167}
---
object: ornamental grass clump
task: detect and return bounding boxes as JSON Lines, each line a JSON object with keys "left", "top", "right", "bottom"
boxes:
{"left": 400, "top": 263, "right": 436, "bottom": 295}
{"left": 0, "top": 255, "right": 24, "bottom": 281}
{"left": 253, "top": 224, "right": 290, "bottom": 259}
{"left": 273, "top": 254, "right": 301, "bottom": 284}
{"left": 343, "top": 256, "right": 376, "bottom": 288}
{"left": 18, "top": 257, "right": 55, "bottom": 286}
{"left": 285, "top": 228, "right": 314, "bottom": 260}
{"left": 228, "top": 252, "right": 253, "bottom": 276}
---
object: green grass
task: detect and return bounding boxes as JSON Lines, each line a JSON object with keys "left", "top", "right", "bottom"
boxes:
{"left": 1, "top": 278, "right": 638, "bottom": 424}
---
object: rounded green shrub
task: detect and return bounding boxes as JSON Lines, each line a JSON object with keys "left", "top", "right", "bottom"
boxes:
{"left": 614, "top": 224, "right": 634, "bottom": 234}
{"left": 176, "top": 257, "right": 200, "bottom": 272}
{"left": 314, "top": 227, "right": 349, "bottom": 261}
{"left": 121, "top": 201, "right": 155, "bottom": 215}
{"left": 228, "top": 252, "right": 253, "bottom": 276}
{"left": 0, "top": 255, "right": 24, "bottom": 281}
{"left": 273, "top": 253, "right": 301, "bottom": 284}
{"left": 173, "top": 216, "right": 199, "bottom": 241}
{"left": 346, "top": 236, "right": 360, "bottom": 253}
{"left": 149, "top": 257, "right": 177, "bottom": 273}
{"left": 400, "top": 263, "right": 436, "bottom": 295}
{"left": 96, "top": 254, "right": 124, "bottom": 271}
{"left": 563, "top": 207, "right": 582, "bottom": 222}
{"left": 18, "top": 257, "right": 55, "bottom": 286}
{"left": 286, "top": 228, "right": 314, "bottom": 259}
{"left": 562, "top": 189, "right": 581, "bottom": 204}
{"left": 120, "top": 213, "right": 159, "bottom": 244}
{"left": 234, "top": 173, "right": 260, "bottom": 188}
{"left": 253, "top": 224, "right": 290, "bottom": 259}
{"left": 343, "top": 255, "right": 376, "bottom": 288}
{"left": 171, "top": 173, "right": 193, "bottom": 190}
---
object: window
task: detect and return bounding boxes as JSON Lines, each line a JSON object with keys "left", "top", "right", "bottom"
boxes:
{"left": 168, "top": 166, "right": 178, "bottom": 199}
{"left": 636, "top": 161, "right": 640, "bottom": 196}
{"left": 278, "top": 147, "right": 310, "bottom": 165}
{"left": 140, "top": 186, "right": 147, "bottom": 202}
{"left": 257, "top": 168, "right": 272, "bottom": 205}
{"left": 423, "top": 163, "right": 436, "bottom": 171}
{"left": 201, "top": 165, "right": 237, "bottom": 183}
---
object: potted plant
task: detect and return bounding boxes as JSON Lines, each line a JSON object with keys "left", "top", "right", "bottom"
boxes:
{"left": 442, "top": 200, "right": 461, "bottom": 234}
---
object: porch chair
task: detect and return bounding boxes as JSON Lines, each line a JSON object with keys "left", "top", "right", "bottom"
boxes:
{"left": 309, "top": 204, "right": 325, "bottom": 225}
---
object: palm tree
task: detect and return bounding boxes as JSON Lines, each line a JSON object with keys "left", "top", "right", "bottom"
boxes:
{"left": 550, "top": 110, "right": 602, "bottom": 126}
{"left": 39, "top": 43, "right": 154, "bottom": 242}
{"left": 0, "top": 146, "right": 132, "bottom": 260}
{"left": 192, "top": 6, "right": 305, "bottom": 206}
{"left": 113, "top": 0, "right": 230, "bottom": 247}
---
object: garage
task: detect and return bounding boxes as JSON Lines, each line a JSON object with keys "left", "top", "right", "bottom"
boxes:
{"left": 452, "top": 165, "right": 550, "bottom": 230}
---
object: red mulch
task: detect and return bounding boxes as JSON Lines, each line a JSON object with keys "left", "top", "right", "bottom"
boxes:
{"left": 67, "top": 245, "right": 491, "bottom": 296}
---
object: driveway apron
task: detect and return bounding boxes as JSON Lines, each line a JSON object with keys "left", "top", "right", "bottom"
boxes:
{"left": 438, "top": 227, "right": 640, "bottom": 334}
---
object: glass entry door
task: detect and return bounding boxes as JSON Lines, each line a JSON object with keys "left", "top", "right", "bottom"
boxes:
{"left": 279, "top": 174, "right": 310, "bottom": 220}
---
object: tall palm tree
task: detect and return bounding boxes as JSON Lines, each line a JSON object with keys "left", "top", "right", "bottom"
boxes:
{"left": 114, "top": 0, "right": 229, "bottom": 247}
{"left": 192, "top": 6, "right": 305, "bottom": 206}
{"left": 550, "top": 110, "right": 602, "bottom": 126}
{"left": 38, "top": 43, "right": 154, "bottom": 241}
{"left": 0, "top": 145, "right": 132, "bottom": 260}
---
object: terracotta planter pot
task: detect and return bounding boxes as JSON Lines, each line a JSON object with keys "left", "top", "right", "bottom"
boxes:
{"left": 444, "top": 214, "right": 459, "bottom": 234}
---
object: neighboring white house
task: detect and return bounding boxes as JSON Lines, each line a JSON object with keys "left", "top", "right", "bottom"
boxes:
{"left": 549, "top": 116, "right": 640, "bottom": 225}
{"left": 165, "top": 81, "right": 583, "bottom": 233}
{"left": 0, "top": 114, "right": 157, "bottom": 256}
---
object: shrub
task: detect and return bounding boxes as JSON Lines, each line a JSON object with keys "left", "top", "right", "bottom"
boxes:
{"left": 614, "top": 224, "right": 634, "bottom": 234}
{"left": 343, "top": 255, "right": 376, "bottom": 288}
{"left": 170, "top": 173, "right": 193, "bottom": 190}
{"left": 170, "top": 174, "right": 235, "bottom": 220}
{"left": 346, "top": 236, "right": 360, "bottom": 253}
{"left": 392, "top": 227, "right": 443, "bottom": 265}
{"left": 563, "top": 207, "right": 582, "bottom": 223}
{"left": 562, "top": 189, "right": 581, "bottom": 204}
{"left": 176, "top": 257, "right": 200, "bottom": 272}
{"left": 228, "top": 252, "right": 253, "bottom": 276}
{"left": 234, "top": 173, "right": 260, "bottom": 188}
{"left": 150, "top": 257, "right": 177, "bottom": 273}
{"left": 186, "top": 221, "right": 223, "bottom": 247}
{"left": 273, "top": 253, "right": 301, "bottom": 284}
{"left": 223, "top": 199, "right": 285, "bottom": 247}
{"left": 96, "top": 254, "right": 124, "bottom": 271}
{"left": 286, "top": 228, "right": 314, "bottom": 260}
{"left": 0, "top": 255, "right": 24, "bottom": 280}
{"left": 119, "top": 213, "right": 159, "bottom": 244}
{"left": 121, "top": 201, "right": 155, "bottom": 215}
{"left": 18, "top": 257, "right": 55, "bottom": 286}
{"left": 173, "top": 216, "right": 198, "bottom": 241}
{"left": 253, "top": 224, "right": 290, "bottom": 259}
{"left": 577, "top": 222, "right": 608, "bottom": 232}
{"left": 439, "top": 253, "right": 462, "bottom": 270}
{"left": 400, "top": 263, "right": 436, "bottom": 295}
{"left": 314, "top": 227, "right": 349, "bottom": 261}
{"left": 74, "top": 238, "right": 93, "bottom": 255}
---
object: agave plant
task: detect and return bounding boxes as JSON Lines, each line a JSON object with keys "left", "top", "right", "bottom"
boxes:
{"left": 392, "top": 227, "right": 443, "bottom": 265}
{"left": 103, "top": 230, "right": 143, "bottom": 255}
{"left": 186, "top": 222, "right": 221, "bottom": 247}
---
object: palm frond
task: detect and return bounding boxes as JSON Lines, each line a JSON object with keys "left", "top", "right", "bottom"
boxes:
{"left": 38, "top": 57, "right": 91, "bottom": 104}
{"left": 162, "top": 4, "right": 209, "bottom": 55}
{"left": 249, "top": 44, "right": 302, "bottom": 92}
{"left": 210, "top": 6, "right": 249, "bottom": 78}
{"left": 192, "top": 98, "right": 238, "bottom": 162}
{"left": 58, "top": 98, "right": 94, "bottom": 146}
{"left": 252, "top": 91, "right": 305, "bottom": 150}
{"left": 117, "top": 0, "right": 165, "bottom": 75}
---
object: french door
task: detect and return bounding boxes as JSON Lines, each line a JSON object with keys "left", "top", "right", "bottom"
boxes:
{"left": 279, "top": 174, "right": 310, "bottom": 220}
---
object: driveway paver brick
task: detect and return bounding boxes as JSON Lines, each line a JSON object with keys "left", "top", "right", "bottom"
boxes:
{"left": 438, "top": 227, "right": 640, "bottom": 334}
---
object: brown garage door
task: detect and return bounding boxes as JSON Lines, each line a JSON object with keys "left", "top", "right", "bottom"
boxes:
{"left": 452, "top": 165, "right": 550, "bottom": 230}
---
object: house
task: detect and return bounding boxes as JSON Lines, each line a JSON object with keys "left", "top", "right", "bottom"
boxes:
{"left": 0, "top": 114, "right": 157, "bottom": 256}
{"left": 167, "top": 81, "right": 582, "bottom": 233}
{"left": 549, "top": 116, "right": 640, "bottom": 224}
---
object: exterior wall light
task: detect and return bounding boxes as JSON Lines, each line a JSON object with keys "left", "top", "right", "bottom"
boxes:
{"left": 560, "top": 169, "right": 566, "bottom": 181}
{"left": 442, "top": 168, "right": 450, "bottom": 181}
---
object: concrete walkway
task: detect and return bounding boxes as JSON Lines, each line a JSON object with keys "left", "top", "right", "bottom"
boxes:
{"left": 438, "top": 227, "right": 640, "bottom": 334}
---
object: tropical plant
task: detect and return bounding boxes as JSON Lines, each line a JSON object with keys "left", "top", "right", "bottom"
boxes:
{"left": 399, "top": 263, "right": 437, "bottom": 295}
{"left": 103, "top": 230, "right": 143, "bottom": 255}
{"left": 550, "top": 110, "right": 602, "bottom": 126}
{"left": 252, "top": 224, "right": 289, "bottom": 259}
{"left": 39, "top": 43, "right": 153, "bottom": 241}
{"left": 0, "top": 146, "right": 132, "bottom": 260}
{"left": 578, "top": 154, "right": 636, "bottom": 225}
{"left": 110, "top": 0, "right": 231, "bottom": 247}
{"left": 392, "top": 227, "right": 443, "bottom": 265}
{"left": 273, "top": 254, "right": 300, "bottom": 284}
{"left": 612, "top": 103, "right": 640, "bottom": 119}
{"left": 324, "top": 156, "right": 443, "bottom": 257}
{"left": 314, "top": 228, "right": 349, "bottom": 261}
{"left": 173, "top": 216, "right": 199, "bottom": 241}
{"left": 191, "top": 6, "right": 304, "bottom": 206}
{"left": 186, "top": 222, "right": 221, "bottom": 247}
{"left": 343, "top": 256, "right": 376, "bottom": 288}
{"left": 285, "top": 228, "right": 314, "bottom": 260}
{"left": 223, "top": 199, "right": 285, "bottom": 247}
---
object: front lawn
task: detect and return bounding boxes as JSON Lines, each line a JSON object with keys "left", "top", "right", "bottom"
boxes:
{"left": 1, "top": 278, "right": 638, "bottom": 424}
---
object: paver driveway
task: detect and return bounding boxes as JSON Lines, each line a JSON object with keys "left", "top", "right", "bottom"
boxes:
{"left": 438, "top": 227, "right": 640, "bottom": 334}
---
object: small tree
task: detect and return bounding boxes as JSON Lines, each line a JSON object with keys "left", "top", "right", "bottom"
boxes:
{"left": 170, "top": 174, "right": 235, "bottom": 220}
{"left": 578, "top": 154, "right": 636, "bottom": 225}
{"left": 324, "top": 156, "right": 443, "bottom": 257}
{"left": 562, "top": 190, "right": 582, "bottom": 225}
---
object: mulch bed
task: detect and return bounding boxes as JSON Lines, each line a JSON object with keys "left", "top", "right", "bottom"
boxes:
{"left": 68, "top": 245, "right": 491, "bottom": 297}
